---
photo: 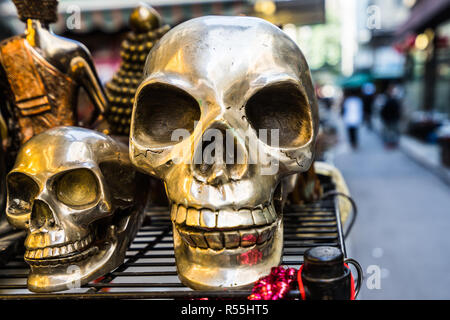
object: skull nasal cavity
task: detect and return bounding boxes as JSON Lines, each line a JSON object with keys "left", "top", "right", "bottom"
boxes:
{"left": 31, "top": 200, "right": 55, "bottom": 229}
{"left": 192, "top": 125, "right": 247, "bottom": 184}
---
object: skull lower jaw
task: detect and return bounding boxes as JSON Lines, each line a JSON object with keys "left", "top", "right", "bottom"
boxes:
{"left": 173, "top": 219, "right": 283, "bottom": 290}
{"left": 25, "top": 227, "right": 120, "bottom": 293}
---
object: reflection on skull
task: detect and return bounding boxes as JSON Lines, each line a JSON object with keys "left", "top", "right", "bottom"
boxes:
{"left": 6, "top": 127, "right": 148, "bottom": 292}
{"left": 130, "top": 16, "right": 318, "bottom": 289}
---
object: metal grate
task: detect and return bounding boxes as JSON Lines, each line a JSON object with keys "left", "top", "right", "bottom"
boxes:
{"left": 0, "top": 175, "right": 346, "bottom": 300}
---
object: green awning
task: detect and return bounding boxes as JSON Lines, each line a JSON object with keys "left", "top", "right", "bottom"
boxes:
{"left": 338, "top": 73, "right": 373, "bottom": 89}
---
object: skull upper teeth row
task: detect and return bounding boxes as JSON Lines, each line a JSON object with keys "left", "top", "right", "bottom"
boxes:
{"left": 24, "top": 234, "right": 94, "bottom": 261}
{"left": 171, "top": 204, "right": 278, "bottom": 230}
{"left": 25, "top": 246, "right": 99, "bottom": 267}
{"left": 176, "top": 223, "right": 277, "bottom": 250}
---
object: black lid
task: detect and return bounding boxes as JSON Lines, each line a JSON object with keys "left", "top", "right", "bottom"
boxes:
{"left": 303, "top": 246, "right": 345, "bottom": 279}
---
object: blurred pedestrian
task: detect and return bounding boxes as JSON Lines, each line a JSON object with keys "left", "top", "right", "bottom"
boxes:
{"left": 341, "top": 88, "right": 364, "bottom": 149}
{"left": 362, "top": 82, "right": 376, "bottom": 130}
{"left": 380, "top": 85, "right": 402, "bottom": 148}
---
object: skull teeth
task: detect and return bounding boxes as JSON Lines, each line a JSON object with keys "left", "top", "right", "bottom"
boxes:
{"left": 24, "top": 246, "right": 99, "bottom": 267}
{"left": 171, "top": 204, "right": 277, "bottom": 229}
{"left": 176, "top": 223, "right": 277, "bottom": 251}
{"left": 24, "top": 234, "right": 94, "bottom": 261}
{"left": 172, "top": 203, "right": 278, "bottom": 250}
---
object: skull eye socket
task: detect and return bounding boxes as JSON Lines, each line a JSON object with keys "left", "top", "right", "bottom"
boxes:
{"left": 134, "top": 83, "right": 201, "bottom": 147}
{"left": 54, "top": 169, "right": 99, "bottom": 208}
{"left": 7, "top": 173, "right": 39, "bottom": 215}
{"left": 245, "top": 82, "right": 312, "bottom": 148}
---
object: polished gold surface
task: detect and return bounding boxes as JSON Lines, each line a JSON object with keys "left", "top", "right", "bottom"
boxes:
{"left": 0, "top": 0, "right": 107, "bottom": 153}
{"left": 55, "top": 169, "right": 99, "bottom": 207}
{"left": 129, "top": 4, "right": 162, "bottom": 32}
{"left": 105, "top": 4, "right": 170, "bottom": 135}
{"left": 130, "top": 16, "right": 319, "bottom": 289}
{"left": 6, "top": 127, "right": 148, "bottom": 292}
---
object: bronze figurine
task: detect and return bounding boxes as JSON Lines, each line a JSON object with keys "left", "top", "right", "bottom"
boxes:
{"left": 0, "top": 0, "right": 109, "bottom": 268}
{"left": 0, "top": 0, "right": 108, "bottom": 153}
{"left": 105, "top": 4, "right": 170, "bottom": 136}
{"left": 287, "top": 166, "right": 322, "bottom": 205}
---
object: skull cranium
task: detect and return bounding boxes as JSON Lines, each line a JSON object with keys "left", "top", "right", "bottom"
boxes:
{"left": 6, "top": 127, "right": 148, "bottom": 292}
{"left": 130, "top": 16, "right": 318, "bottom": 289}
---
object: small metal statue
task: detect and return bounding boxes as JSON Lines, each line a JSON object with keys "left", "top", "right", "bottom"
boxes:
{"left": 0, "top": 0, "right": 107, "bottom": 152}
{"left": 105, "top": 4, "right": 170, "bottom": 136}
{"left": 287, "top": 165, "right": 322, "bottom": 204}
{"left": 5, "top": 127, "right": 149, "bottom": 292}
{"left": 130, "top": 16, "right": 319, "bottom": 290}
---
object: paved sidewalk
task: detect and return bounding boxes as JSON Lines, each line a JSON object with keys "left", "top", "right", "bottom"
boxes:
{"left": 333, "top": 126, "right": 450, "bottom": 299}
{"left": 372, "top": 117, "right": 450, "bottom": 186}
{"left": 399, "top": 135, "right": 450, "bottom": 187}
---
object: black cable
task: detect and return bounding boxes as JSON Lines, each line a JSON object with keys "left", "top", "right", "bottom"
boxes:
{"left": 320, "top": 191, "right": 357, "bottom": 239}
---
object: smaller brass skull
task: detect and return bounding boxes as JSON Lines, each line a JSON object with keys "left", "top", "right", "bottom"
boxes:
{"left": 6, "top": 127, "right": 148, "bottom": 292}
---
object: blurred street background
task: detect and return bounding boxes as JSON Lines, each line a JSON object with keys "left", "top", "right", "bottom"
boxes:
{"left": 1, "top": 0, "right": 449, "bottom": 299}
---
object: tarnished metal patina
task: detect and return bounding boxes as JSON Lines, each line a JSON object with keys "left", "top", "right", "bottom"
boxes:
{"left": 130, "top": 16, "right": 318, "bottom": 289}
{"left": 105, "top": 4, "right": 170, "bottom": 136}
{"left": 0, "top": 0, "right": 107, "bottom": 150}
{"left": 5, "top": 127, "right": 148, "bottom": 292}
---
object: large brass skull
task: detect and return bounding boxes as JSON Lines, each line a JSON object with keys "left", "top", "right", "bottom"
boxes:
{"left": 6, "top": 127, "right": 148, "bottom": 292}
{"left": 130, "top": 16, "right": 318, "bottom": 289}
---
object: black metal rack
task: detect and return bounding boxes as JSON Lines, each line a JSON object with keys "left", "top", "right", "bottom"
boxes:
{"left": 0, "top": 175, "right": 347, "bottom": 300}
